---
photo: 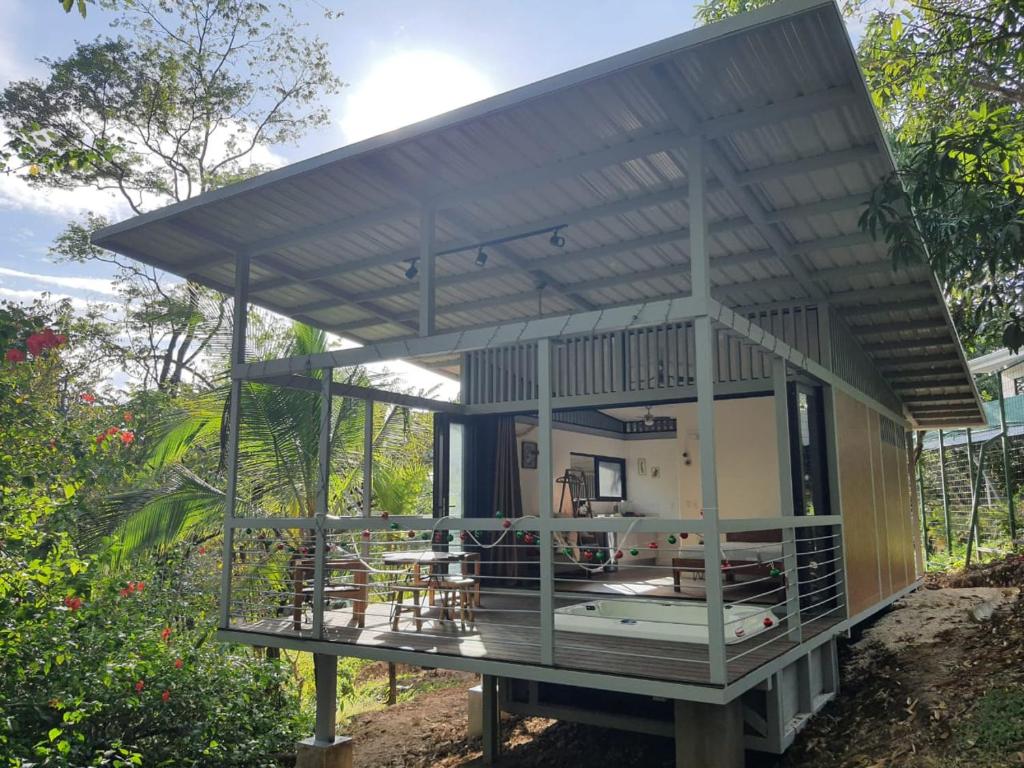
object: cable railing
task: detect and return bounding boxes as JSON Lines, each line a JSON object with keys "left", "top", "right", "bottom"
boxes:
{"left": 223, "top": 514, "right": 845, "bottom": 687}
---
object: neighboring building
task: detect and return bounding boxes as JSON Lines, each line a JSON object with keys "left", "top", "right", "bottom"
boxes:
{"left": 969, "top": 347, "right": 1024, "bottom": 400}
{"left": 92, "top": 1, "right": 984, "bottom": 766}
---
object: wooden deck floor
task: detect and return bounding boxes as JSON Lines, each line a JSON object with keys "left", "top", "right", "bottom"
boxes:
{"left": 235, "top": 593, "right": 841, "bottom": 687}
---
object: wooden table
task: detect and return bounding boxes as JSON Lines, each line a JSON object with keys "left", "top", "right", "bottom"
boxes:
{"left": 383, "top": 550, "right": 481, "bottom": 607}
{"left": 292, "top": 556, "right": 368, "bottom": 629}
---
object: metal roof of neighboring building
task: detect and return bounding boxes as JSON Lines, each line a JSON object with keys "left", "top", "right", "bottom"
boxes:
{"left": 92, "top": 0, "right": 983, "bottom": 427}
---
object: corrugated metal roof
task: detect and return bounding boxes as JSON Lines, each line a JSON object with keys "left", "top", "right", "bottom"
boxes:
{"left": 92, "top": 0, "right": 982, "bottom": 426}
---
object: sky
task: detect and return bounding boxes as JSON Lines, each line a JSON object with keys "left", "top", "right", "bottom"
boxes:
{"left": 0, "top": 0, "right": 868, "bottom": 396}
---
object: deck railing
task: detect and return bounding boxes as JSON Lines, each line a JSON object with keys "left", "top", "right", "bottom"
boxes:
{"left": 223, "top": 514, "right": 844, "bottom": 688}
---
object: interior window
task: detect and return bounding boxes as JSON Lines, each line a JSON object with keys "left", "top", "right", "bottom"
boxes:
{"left": 569, "top": 453, "right": 627, "bottom": 501}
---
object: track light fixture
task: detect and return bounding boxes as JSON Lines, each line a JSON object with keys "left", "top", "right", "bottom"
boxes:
{"left": 404, "top": 258, "right": 419, "bottom": 280}
{"left": 475, "top": 247, "right": 488, "bottom": 267}
{"left": 549, "top": 228, "right": 566, "bottom": 248}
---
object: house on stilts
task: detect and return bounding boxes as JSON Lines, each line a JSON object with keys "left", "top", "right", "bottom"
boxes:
{"left": 92, "top": 1, "right": 984, "bottom": 764}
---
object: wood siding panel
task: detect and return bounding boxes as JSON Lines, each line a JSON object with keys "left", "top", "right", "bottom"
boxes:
{"left": 833, "top": 391, "right": 882, "bottom": 616}
{"left": 882, "top": 440, "right": 909, "bottom": 591}
{"left": 867, "top": 410, "right": 892, "bottom": 597}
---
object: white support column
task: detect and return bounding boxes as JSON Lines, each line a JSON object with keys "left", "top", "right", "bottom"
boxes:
{"left": 773, "top": 358, "right": 801, "bottom": 642}
{"left": 313, "top": 367, "right": 333, "bottom": 639}
{"left": 537, "top": 338, "right": 555, "bottom": 666}
{"left": 419, "top": 205, "right": 436, "bottom": 337}
{"left": 688, "top": 136, "right": 727, "bottom": 685}
{"left": 219, "top": 253, "right": 249, "bottom": 629}
{"left": 361, "top": 399, "right": 373, "bottom": 560}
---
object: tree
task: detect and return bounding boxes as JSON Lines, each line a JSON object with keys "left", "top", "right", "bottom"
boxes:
{"left": 2, "top": 0, "right": 343, "bottom": 391}
{"left": 60, "top": 0, "right": 89, "bottom": 17}
{"left": 89, "top": 322, "right": 433, "bottom": 557}
{"left": 695, "top": 0, "right": 1024, "bottom": 352}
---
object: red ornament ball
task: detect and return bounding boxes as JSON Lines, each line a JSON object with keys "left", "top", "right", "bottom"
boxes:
{"left": 763, "top": 616, "right": 774, "bottom": 628}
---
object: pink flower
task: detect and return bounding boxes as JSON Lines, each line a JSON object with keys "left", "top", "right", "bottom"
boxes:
{"left": 4, "top": 348, "right": 24, "bottom": 363}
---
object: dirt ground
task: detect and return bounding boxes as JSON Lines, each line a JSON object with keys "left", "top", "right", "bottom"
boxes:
{"left": 344, "top": 555, "right": 1024, "bottom": 768}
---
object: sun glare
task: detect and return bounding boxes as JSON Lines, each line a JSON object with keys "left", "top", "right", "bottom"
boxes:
{"left": 339, "top": 50, "right": 495, "bottom": 144}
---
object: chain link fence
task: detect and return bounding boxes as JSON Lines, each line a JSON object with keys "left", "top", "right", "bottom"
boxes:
{"left": 917, "top": 394, "right": 1024, "bottom": 568}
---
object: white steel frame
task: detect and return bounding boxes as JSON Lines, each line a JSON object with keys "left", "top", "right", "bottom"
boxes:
{"left": 216, "top": 138, "right": 887, "bottom": 705}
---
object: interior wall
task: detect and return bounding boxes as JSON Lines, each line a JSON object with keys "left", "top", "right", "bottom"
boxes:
{"left": 515, "top": 395, "right": 781, "bottom": 564}
{"left": 833, "top": 390, "right": 919, "bottom": 618}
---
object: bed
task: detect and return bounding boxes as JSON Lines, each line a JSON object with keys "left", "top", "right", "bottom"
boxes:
{"left": 671, "top": 530, "right": 785, "bottom": 590}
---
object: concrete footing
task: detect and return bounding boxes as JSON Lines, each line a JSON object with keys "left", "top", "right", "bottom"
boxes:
{"left": 295, "top": 736, "right": 353, "bottom": 768}
{"left": 674, "top": 698, "right": 745, "bottom": 768}
{"left": 467, "top": 684, "right": 483, "bottom": 739}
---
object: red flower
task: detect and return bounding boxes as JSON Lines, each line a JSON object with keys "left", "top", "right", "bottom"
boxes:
{"left": 119, "top": 430, "right": 135, "bottom": 445}
{"left": 123, "top": 411, "right": 133, "bottom": 422}
{"left": 161, "top": 690, "right": 170, "bottom": 703}
{"left": 161, "top": 626, "right": 172, "bottom": 642}
{"left": 96, "top": 434, "right": 107, "bottom": 445}
{"left": 4, "top": 348, "right": 24, "bottom": 363}
{"left": 119, "top": 588, "right": 130, "bottom": 598}
{"left": 80, "top": 392, "right": 96, "bottom": 404}
{"left": 63, "top": 595, "right": 82, "bottom": 611}
{"left": 135, "top": 679, "right": 145, "bottom": 693}
{"left": 106, "top": 426, "right": 119, "bottom": 436}
{"left": 174, "top": 658, "right": 184, "bottom": 670}
{"left": 26, "top": 333, "right": 45, "bottom": 357}
{"left": 198, "top": 546, "right": 206, "bottom": 555}
{"left": 26, "top": 328, "right": 64, "bottom": 357}
{"left": 127, "top": 582, "right": 136, "bottom": 593}
{"left": 136, "top": 581, "right": 145, "bottom": 591}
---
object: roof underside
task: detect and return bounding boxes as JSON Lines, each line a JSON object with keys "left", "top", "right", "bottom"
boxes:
{"left": 93, "top": 0, "right": 983, "bottom": 428}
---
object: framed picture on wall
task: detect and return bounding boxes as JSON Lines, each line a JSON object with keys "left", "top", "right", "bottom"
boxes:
{"left": 521, "top": 440, "right": 538, "bottom": 469}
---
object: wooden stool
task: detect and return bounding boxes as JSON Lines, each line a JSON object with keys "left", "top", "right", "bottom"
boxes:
{"left": 390, "top": 585, "right": 425, "bottom": 632}
{"left": 462, "top": 552, "right": 482, "bottom": 607}
{"left": 437, "top": 577, "right": 475, "bottom": 630}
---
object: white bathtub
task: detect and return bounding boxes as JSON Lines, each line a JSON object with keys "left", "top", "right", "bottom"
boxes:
{"left": 554, "top": 599, "right": 780, "bottom": 644}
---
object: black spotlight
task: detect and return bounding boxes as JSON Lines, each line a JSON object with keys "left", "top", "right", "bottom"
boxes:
{"left": 475, "top": 247, "right": 488, "bottom": 267}
{"left": 549, "top": 228, "right": 566, "bottom": 248}
{"left": 404, "top": 259, "right": 419, "bottom": 280}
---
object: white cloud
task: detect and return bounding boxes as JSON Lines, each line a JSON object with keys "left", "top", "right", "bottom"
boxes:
{"left": 0, "top": 172, "right": 129, "bottom": 219}
{"left": 0, "top": 266, "right": 118, "bottom": 295}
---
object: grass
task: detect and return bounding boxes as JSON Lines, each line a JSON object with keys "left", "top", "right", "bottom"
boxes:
{"left": 962, "top": 687, "right": 1024, "bottom": 753}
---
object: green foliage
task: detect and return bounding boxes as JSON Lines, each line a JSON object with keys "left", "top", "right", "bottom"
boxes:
{"left": 60, "top": 0, "right": 90, "bottom": 17}
{"left": 962, "top": 687, "right": 1024, "bottom": 752}
{"left": 857, "top": 1, "right": 1024, "bottom": 350}
{"left": 0, "top": 301, "right": 306, "bottom": 766}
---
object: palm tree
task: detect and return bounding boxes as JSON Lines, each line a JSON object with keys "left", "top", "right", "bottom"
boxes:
{"left": 88, "top": 322, "right": 434, "bottom": 559}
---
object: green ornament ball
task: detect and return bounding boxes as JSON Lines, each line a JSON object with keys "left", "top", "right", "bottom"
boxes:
{"left": 563, "top": 547, "right": 573, "bottom": 558}
{"left": 495, "top": 510, "right": 504, "bottom": 519}
{"left": 516, "top": 530, "right": 524, "bottom": 539}
{"left": 769, "top": 567, "right": 782, "bottom": 577}
{"left": 667, "top": 534, "right": 677, "bottom": 545}
{"left": 595, "top": 550, "right": 606, "bottom": 561}
{"left": 420, "top": 531, "right": 431, "bottom": 540}
{"left": 389, "top": 522, "right": 400, "bottom": 530}
{"left": 448, "top": 533, "right": 455, "bottom": 542}
{"left": 629, "top": 548, "right": 639, "bottom": 557}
